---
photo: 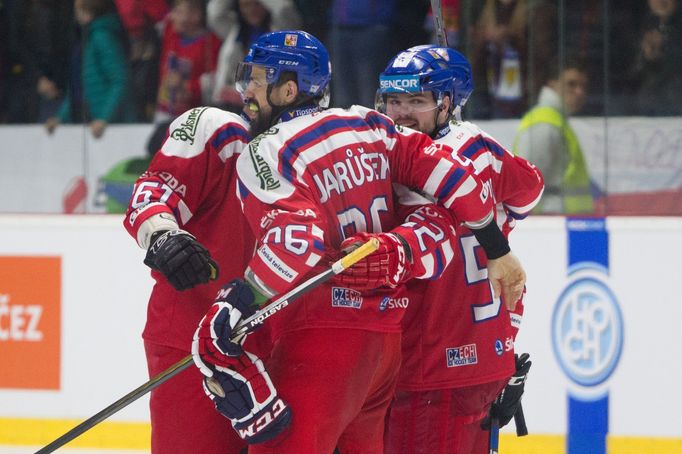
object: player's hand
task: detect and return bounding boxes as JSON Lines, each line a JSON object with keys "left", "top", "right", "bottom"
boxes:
{"left": 144, "top": 229, "right": 219, "bottom": 291}
{"left": 192, "top": 279, "right": 257, "bottom": 375}
{"left": 45, "top": 117, "right": 59, "bottom": 135}
{"left": 335, "top": 232, "right": 412, "bottom": 290}
{"left": 487, "top": 252, "right": 525, "bottom": 310}
{"left": 89, "top": 119, "right": 107, "bottom": 138}
{"left": 482, "top": 353, "right": 532, "bottom": 430}
{"left": 201, "top": 351, "right": 292, "bottom": 444}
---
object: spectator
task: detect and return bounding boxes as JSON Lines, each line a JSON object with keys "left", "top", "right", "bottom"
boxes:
{"left": 206, "top": 0, "right": 301, "bottom": 112}
{"left": 329, "top": 0, "right": 395, "bottom": 108}
{"left": 155, "top": 0, "right": 222, "bottom": 122}
{"left": 470, "top": 0, "right": 528, "bottom": 118}
{"left": 114, "top": 0, "right": 170, "bottom": 121}
{"left": 632, "top": 0, "right": 682, "bottom": 115}
{"left": 0, "top": 0, "right": 74, "bottom": 123}
{"left": 45, "top": 0, "right": 134, "bottom": 138}
{"left": 513, "top": 56, "right": 593, "bottom": 214}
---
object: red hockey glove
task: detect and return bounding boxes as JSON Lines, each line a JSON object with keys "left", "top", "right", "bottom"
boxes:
{"left": 202, "top": 351, "right": 292, "bottom": 444}
{"left": 192, "top": 280, "right": 257, "bottom": 375}
{"left": 335, "top": 232, "right": 412, "bottom": 290}
{"left": 144, "top": 229, "right": 219, "bottom": 291}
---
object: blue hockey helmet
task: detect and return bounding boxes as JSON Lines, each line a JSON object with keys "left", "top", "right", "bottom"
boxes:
{"left": 236, "top": 30, "right": 332, "bottom": 107}
{"left": 376, "top": 45, "right": 473, "bottom": 113}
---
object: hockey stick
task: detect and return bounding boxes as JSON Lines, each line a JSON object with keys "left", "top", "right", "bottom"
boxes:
{"left": 488, "top": 417, "right": 500, "bottom": 454}
{"left": 487, "top": 402, "right": 528, "bottom": 454}
{"left": 34, "top": 238, "right": 379, "bottom": 454}
{"left": 430, "top": 0, "right": 449, "bottom": 47}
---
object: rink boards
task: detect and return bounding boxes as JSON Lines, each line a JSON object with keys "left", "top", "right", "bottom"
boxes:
{"left": 0, "top": 215, "right": 681, "bottom": 453}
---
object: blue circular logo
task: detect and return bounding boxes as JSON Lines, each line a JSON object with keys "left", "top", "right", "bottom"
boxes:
{"left": 494, "top": 339, "right": 504, "bottom": 356}
{"left": 552, "top": 274, "right": 624, "bottom": 387}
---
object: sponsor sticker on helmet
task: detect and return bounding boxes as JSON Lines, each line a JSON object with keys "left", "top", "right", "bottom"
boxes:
{"left": 284, "top": 34, "right": 298, "bottom": 47}
{"left": 379, "top": 75, "right": 421, "bottom": 93}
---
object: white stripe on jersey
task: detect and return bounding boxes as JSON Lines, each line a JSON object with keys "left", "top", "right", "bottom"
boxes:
{"left": 177, "top": 199, "right": 193, "bottom": 225}
{"left": 293, "top": 129, "right": 386, "bottom": 178}
{"left": 305, "top": 253, "right": 322, "bottom": 267}
{"left": 472, "top": 153, "right": 503, "bottom": 176}
{"left": 505, "top": 186, "right": 545, "bottom": 215}
{"left": 424, "top": 158, "right": 455, "bottom": 197}
{"left": 442, "top": 174, "right": 478, "bottom": 209}
{"left": 312, "top": 224, "right": 324, "bottom": 240}
{"left": 418, "top": 254, "right": 435, "bottom": 279}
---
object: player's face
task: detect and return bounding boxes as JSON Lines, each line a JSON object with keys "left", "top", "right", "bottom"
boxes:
{"left": 240, "top": 65, "right": 275, "bottom": 135}
{"left": 550, "top": 68, "right": 588, "bottom": 115}
{"left": 384, "top": 93, "right": 439, "bottom": 134}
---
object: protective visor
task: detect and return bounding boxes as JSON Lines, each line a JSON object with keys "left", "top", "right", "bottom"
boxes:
{"left": 235, "top": 62, "right": 279, "bottom": 97}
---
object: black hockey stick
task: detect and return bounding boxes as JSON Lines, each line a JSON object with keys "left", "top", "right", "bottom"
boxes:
{"left": 35, "top": 239, "right": 379, "bottom": 454}
{"left": 430, "top": 0, "right": 449, "bottom": 47}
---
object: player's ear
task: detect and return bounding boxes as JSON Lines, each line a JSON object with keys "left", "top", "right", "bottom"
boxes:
{"left": 283, "top": 80, "right": 299, "bottom": 103}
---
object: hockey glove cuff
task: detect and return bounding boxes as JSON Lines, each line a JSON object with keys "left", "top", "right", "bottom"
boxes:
{"left": 192, "top": 280, "right": 257, "bottom": 376}
{"left": 144, "top": 229, "right": 219, "bottom": 290}
{"left": 203, "top": 351, "right": 292, "bottom": 444}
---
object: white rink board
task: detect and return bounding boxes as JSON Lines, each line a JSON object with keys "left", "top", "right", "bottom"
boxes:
{"left": 0, "top": 215, "right": 681, "bottom": 439}
{"left": 1, "top": 117, "right": 681, "bottom": 213}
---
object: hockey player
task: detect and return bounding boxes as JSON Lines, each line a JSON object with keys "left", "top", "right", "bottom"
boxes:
{"left": 370, "top": 45, "right": 543, "bottom": 453}
{"left": 191, "top": 31, "right": 528, "bottom": 452}
{"left": 124, "top": 107, "right": 269, "bottom": 453}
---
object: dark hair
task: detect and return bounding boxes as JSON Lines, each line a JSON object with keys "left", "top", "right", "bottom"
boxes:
{"left": 79, "top": 0, "right": 116, "bottom": 17}
{"left": 546, "top": 55, "right": 588, "bottom": 83}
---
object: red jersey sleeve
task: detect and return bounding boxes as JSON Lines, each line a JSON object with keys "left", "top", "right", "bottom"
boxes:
{"left": 124, "top": 107, "right": 250, "bottom": 248}
{"left": 358, "top": 108, "right": 495, "bottom": 228}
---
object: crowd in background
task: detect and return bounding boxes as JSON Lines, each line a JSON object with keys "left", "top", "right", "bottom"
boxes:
{"left": 0, "top": 0, "right": 681, "bottom": 130}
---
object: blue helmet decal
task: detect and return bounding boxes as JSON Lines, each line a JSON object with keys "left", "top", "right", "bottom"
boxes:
{"left": 378, "top": 45, "right": 473, "bottom": 110}
{"left": 242, "top": 30, "right": 331, "bottom": 104}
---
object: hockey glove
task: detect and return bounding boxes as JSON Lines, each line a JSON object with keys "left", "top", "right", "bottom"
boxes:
{"left": 335, "top": 232, "right": 412, "bottom": 290}
{"left": 482, "top": 353, "right": 532, "bottom": 430}
{"left": 192, "top": 279, "right": 257, "bottom": 375}
{"left": 202, "top": 351, "right": 292, "bottom": 444}
{"left": 144, "top": 229, "right": 219, "bottom": 291}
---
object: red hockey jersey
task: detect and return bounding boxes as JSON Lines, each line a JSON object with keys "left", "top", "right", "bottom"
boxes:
{"left": 398, "top": 120, "right": 544, "bottom": 390}
{"left": 236, "top": 106, "right": 495, "bottom": 341}
{"left": 124, "top": 107, "right": 255, "bottom": 350}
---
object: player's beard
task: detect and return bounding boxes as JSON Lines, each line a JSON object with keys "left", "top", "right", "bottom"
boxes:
{"left": 244, "top": 99, "right": 273, "bottom": 137}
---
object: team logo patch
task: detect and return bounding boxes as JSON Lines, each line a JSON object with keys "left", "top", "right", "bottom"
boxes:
{"left": 379, "top": 296, "right": 409, "bottom": 311}
{"left": 284, "top": 34, "right": 298, "bottom": 47}
{"left": 446, "top": 344, "right": 478, "bottom": 368}
{"left": 495, "top": 339, "right": 504, "bottom": 356}
{"left": 331, "top": 287, "right": 363, "bottom": 309}
{"left": 170, "top": 107, "right": 206, "bottom": 144}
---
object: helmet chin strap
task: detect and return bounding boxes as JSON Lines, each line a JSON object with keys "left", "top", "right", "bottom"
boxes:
{"left": 431, "top": 103, "right": 454, "bottom": 139}
{"left": 265, "top": 85, "right": 320, "bottom": 126}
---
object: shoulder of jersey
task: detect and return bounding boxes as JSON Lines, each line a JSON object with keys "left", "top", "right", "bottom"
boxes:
{"left": 438, "top": 120, "right": 482, "bottom": 148}
{"left": 161, "top": 107, "right": 250, "bottom": 159}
